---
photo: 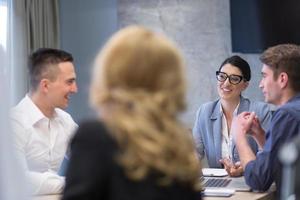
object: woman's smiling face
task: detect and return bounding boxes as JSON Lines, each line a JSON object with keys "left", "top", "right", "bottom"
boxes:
{"left": 217, "top": 63, "right": 249, "bottom": 101}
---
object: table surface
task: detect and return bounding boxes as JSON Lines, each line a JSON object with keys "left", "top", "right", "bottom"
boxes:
{"left": 33, "top": 195, "right": 60, "bottom": 200}
{"left": 33, "top": 190, "right": 275, "bottom": 200}
{"left": 204, "top": 190, "right": 275, "bottom": 200}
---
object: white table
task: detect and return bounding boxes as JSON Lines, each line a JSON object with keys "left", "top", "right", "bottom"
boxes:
{"left": 33, "top": 190, "right": 275, "bottom": 200}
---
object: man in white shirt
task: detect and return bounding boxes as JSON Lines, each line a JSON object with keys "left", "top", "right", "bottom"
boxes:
{"left": 10, "top": 48, "right": 78, "bottom": 195}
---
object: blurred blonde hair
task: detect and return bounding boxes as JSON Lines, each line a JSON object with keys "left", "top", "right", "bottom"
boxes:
{"left": 90, "top": 26, "right": 200, "bottom": 189}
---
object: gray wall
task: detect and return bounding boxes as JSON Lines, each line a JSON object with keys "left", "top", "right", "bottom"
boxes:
{"left": 60, "top": 0, "right": 265, "bottom": 127}
{"left": 59, "top": 0, "right": 118, "bottom": 123}
{"left": 119, "top": 0, "right": 265, "bottom": 127}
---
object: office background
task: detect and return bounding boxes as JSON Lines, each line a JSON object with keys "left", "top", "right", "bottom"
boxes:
{"left": 60, "top": 0, "right": 265, "bottom": 127}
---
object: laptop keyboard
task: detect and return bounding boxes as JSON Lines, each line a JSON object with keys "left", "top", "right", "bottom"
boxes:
{"left": 204, "top": 178, "right": 232, "bottom": 187}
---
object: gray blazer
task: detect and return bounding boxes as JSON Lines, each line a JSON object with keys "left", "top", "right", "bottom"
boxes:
{"left": 192, "top": 96, "right": 272, "bottom": 168}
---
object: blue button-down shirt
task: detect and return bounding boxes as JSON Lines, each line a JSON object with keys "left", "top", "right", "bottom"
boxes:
{"left": 244, "top": 93, "right": 300, "bottom": 192}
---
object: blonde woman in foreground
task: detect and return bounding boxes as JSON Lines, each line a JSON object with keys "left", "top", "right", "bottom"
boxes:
{"left": 62, "top": 26, "right": 202, "bottom": 200}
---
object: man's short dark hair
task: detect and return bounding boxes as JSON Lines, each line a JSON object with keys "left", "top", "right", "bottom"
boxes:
{"left": 29, "top": 48, "right": 73, "bottom": 91}
{"left": 260, "top": 44, "right": 300, "bottom": 93}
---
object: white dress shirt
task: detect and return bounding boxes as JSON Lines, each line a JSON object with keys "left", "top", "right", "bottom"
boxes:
{"left": 220, "top": 103, "right": 239, "bottom": 160}
{"left": 10, "top": 95, "right": 78, "bottom": 195}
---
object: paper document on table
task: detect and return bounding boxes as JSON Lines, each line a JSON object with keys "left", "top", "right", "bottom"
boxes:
{"left": 202, "top": 168, "right": 228, "bottom": 177}
{"left": 203, "top": 188, "right": 235, "bottom": 197}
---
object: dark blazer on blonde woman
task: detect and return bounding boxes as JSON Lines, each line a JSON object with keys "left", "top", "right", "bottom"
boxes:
{"left": 193, "top": 96, "right": 271, "bottom": 168}
{"left": 62, "top": 120, "right": 200, "bottom": 200}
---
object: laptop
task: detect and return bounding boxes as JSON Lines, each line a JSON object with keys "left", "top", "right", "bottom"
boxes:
{"left": 201, "top": 168, "right": 251, "bottom": 192}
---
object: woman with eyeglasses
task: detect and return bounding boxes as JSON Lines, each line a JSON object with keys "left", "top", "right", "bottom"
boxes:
{"left": 192, "top": 55, "right": 271, "bottom": 176}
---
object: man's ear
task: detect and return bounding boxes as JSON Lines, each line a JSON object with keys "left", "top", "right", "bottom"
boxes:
{"left": 278, "top": 72, "right": 289, "bottom": 89}
{"left": 40, "top": 79, "right": 50, "bottom": 93}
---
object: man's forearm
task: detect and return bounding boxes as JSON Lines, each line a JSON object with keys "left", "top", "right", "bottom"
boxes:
{"left": 236, "top": 135, "right": 256, "bottom": 169}
{"left": 253, "top": 132, "right": 265, "bottom": 150}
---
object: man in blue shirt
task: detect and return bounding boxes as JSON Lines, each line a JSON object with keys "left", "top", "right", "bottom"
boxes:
{"left": 230, "top": 44, "right": 300, "bottom": 193}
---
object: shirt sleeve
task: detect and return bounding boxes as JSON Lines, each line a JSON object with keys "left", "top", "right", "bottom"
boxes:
{"left": 11, "top": 119, "right": 65, "bottom": 195}
{"left": 63, "top": 113, "right": 79, "bottom": 158}
{"left": 62, "top": 121, "right": 115, "bottom": 200}
{"left": 244, "top": 109, "right": 299, "bottom": 191}
{"left": 27, "top": 171, "right": 65, "bottom": 194}
{"left": 192, "top": 107, "right": 205, "bottom": 160}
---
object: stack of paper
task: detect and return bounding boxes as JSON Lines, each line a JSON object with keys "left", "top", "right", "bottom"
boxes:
{"left": 203, "top": 188, "right": 235, "bottom": 197}
{"left": 202, "top": 168, "right": 228, "bottom": 177}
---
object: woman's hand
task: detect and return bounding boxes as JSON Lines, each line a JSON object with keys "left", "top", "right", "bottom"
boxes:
{"left": 219, "top": 158, "right": 243, "bottom": 177}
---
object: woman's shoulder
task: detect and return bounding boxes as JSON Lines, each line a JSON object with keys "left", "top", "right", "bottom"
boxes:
{"left": 73, "top": 119, "right": 115, "bottom": 146}
{"left": 197, "top": 99, "right": 220, "bottom": 113}
{"left": 78, "top": 119, "right": 106, "bottom": 129}
{"left": 78, "top": 119, "right": 108, "bottom": 133}
{"left": 248, "top": 99, "right": 270, "bottom": 112}
{"left": 241, "top": 96, "right": 269, "bottom": 110}
{"left": 240, "top": 97, "right": 271, "bottom": 120}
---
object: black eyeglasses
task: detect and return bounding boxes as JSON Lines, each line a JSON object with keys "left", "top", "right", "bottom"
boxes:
{"left": 216, "top": 71, "right": 244, "bottom": 85}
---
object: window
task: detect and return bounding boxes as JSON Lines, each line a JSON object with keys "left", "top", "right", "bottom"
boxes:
{"left": 0, "top": 1, "right": 7, "bottom": 50}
